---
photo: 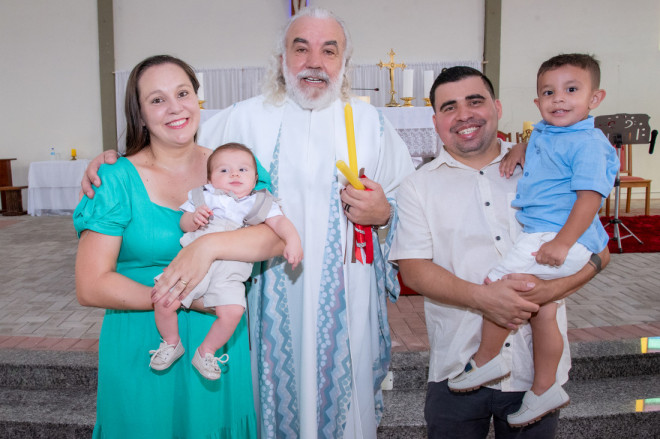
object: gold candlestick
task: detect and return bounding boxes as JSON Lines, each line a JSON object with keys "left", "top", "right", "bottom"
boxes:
{"left": 401, "top": 97, "right": 414, "bottom": 107}
{"left": 377, "top": 49, "right": 406, "bottom": 107}
{"left": 521, "top": 121, "right": 533, "bottom": 142}
{"left": 424, "top": 97, "right": 431, "bottom": 107}
{"left": 198, "top": 100, "right": 206, "bottom": 110}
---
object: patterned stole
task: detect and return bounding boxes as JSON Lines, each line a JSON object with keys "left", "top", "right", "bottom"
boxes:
{"left": 250, "top": 132, "right": 299, "bottom": 438}
{"left": 249, "top": 128, "right": 353, "bottom": 438}
{"left": 315, "top": 170, "right": 352, "bottom": 438}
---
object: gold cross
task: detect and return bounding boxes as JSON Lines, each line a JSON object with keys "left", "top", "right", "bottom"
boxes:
{"left": 378, "top": 49, "right": 406, "bottom": 107}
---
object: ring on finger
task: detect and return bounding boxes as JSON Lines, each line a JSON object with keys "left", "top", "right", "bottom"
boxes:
{"left": 179, "top": 279, "right": 189, "bottom": 286}
{"left": 344, "top": 204, "right": 351, "bottom": 213}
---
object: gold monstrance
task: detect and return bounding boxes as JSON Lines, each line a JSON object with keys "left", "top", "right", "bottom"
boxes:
{"left": 377, "top": 49, "right": 406, "bottom": 107}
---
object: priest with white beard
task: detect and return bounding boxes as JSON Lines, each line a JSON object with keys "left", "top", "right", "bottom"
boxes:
{"left": 198, "top": 8, "right": 414, "bottom": 438}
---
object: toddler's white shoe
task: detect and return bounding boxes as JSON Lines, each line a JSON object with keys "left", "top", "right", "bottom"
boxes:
{"left": 448, "top": 354, "right": 510, "bottom": 392}
{"left": 507, "top": 382, "right": 570, "bottom": 427}
{"left": 192, "top": 349, "right": 229, "bottom": 381}
{"left": 149, "top": 339, "right": 184, "bottom": 371}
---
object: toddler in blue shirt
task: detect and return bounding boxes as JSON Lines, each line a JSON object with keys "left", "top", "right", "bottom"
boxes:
{"left": 448, "top": 54, "right": 618, "bottom": 427}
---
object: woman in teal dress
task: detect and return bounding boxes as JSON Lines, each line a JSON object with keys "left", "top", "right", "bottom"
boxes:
{"left": 74, "top": 55, "right": 282, "bottom": 438}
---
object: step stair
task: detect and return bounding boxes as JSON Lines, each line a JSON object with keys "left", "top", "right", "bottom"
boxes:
{"left": 0, "top": 350, "right": 96, "bottom": 438}
{"left": 379, "top": 338, "right": 660, "bottom": 438}
{"left": 0, "top": 338, "right": 657, "bottom": 438}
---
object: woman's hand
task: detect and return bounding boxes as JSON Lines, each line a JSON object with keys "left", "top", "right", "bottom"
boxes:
{"left": 152, "top": 237, "right": 216, "bottom": 307}
{"left": 151, "top": 224, "right": 285, "bottom": 307}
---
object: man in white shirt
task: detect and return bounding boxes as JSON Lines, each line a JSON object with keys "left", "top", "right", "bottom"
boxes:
{"left": 390, "top": 66, "right": 607, "bottom": 438}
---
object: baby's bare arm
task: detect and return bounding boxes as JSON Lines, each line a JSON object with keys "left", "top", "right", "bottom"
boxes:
{"left": 265, "top": 215, "right": 303, "bottom": 268}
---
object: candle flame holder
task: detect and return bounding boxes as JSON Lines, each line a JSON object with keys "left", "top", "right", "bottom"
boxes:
{"left": 424, "top": 98, "right": 431, "bottom": 107}
{"left": 401, "top": 97, "right": 414, "bottom": 107}
{"left": 198, "top": 100, "right": 205, "bottom": 110}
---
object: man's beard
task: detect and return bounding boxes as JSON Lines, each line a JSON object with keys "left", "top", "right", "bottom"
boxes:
{"left": 283, "top": 59, "right": 345, "bottom": 110}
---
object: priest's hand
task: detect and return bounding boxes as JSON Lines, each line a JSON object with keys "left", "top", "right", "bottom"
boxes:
{"left": 340, "top": 176, "right": 390, "bottom": 227}
{"left": 81, "top": 150, "right": 120, "bottom": 199}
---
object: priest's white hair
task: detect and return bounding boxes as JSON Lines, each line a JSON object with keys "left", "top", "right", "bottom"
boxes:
{"left": 262, "top": 7, "right": 353, "bottom": 105}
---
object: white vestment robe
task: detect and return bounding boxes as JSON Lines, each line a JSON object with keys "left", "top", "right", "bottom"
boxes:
{"left": 198, "top": 95, "right": 415, "bottom": 438}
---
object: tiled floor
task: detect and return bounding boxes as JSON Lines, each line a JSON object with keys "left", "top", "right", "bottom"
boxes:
{"left": 0, "top": 198, "right": 659, "bottom": 354}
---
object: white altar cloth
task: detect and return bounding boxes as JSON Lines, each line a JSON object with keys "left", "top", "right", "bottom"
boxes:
{"left": 28, "top": 159, "right": 90, "bottom": 216}
{"left": 378, "top": 107, "right": 438, "bottom": 158}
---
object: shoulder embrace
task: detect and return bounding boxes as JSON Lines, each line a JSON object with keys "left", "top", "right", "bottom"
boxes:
{"left": 97, "top": 157, "right": 132, "bottom": 186}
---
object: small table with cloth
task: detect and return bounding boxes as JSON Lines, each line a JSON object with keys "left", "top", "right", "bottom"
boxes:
{"left": 28, "top": 159, "right": 91, "bottom": 215}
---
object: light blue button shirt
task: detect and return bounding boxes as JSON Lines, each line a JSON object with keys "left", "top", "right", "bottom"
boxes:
{"left": 512, "top": 116, "right": 619, "bottom": 253}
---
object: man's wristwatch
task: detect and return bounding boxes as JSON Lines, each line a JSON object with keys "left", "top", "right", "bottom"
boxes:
{"left": 373, "top": 204, "right": 393, "bottom": 231}
{"left": 589, "top": 253, "right": 602, "bottom": 273}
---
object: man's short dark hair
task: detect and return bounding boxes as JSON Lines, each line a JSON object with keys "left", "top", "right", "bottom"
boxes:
{"left": 537, "top": 53, "right": 601, "bottom": 89}
{"left": 429, "top": 66, "right": 495, "bottom": 110}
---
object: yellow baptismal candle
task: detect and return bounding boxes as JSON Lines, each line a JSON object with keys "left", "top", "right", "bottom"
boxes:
{"left": 344, "top": 103, "right": 358, "bottom": 175}
{"left": 336, "top": 160, "right": 365, "bottom": 190}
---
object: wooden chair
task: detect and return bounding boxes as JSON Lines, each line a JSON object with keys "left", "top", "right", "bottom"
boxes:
{"left": 0, "top": 158, "right": 26, "bottom": 216}
{"left": 606, "top": 144, "right": 651, "bottom": 216}
{"left": 515, "top": 132, "right": 526, "bottom": 143}
{"left": 497, "top": 131, "right": 511, "bottom": 142}
{"left": 0, "top": 186, "right": 27, "bottom": 216}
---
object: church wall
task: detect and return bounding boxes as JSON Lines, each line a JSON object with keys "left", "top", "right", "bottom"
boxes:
{"left": 2, "top": 0, "right": 659, "bottom": 198}
{"left": 113, "top": 0, "right": 484, "bottom": 70}
{"left": 0, "top": 0, "right": 102, "bottom": 186}
{"left": 500, "top": 0, "right": 660, "bottom": 197}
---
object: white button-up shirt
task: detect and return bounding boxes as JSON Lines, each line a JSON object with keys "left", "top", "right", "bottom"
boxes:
{"left": 390, "top": 141, "right": 570, "bottom": 391}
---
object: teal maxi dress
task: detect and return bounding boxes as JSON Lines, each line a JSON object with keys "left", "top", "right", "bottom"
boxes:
{"left": 74, "top": 157, "right": 257, "bottom": 438}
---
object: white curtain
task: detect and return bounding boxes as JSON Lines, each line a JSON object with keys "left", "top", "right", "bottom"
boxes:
{"left": 114, "top": 60, "right": 481, "bottom": 153}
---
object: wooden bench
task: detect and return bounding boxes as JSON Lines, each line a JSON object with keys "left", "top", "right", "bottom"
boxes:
{"left": 0, "top": 186, "right": 27, "bottom": 216}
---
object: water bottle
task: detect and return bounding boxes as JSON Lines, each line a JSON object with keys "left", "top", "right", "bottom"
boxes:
{"left": 49, "top": 147, "right": 56, "bottom": 160}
